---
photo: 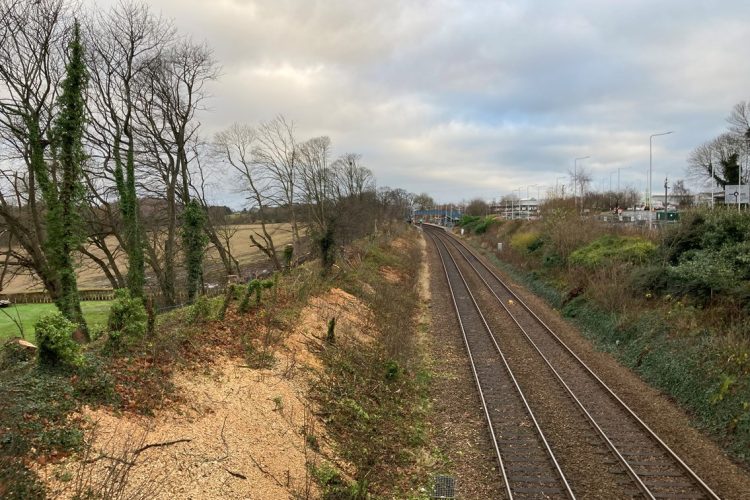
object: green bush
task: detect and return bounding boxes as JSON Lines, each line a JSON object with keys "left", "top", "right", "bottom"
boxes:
{"left": 474, "top": 215, "right": 497, "bottom": 234}
{"left": 457, "top": 214, "right": 497, "bottom": 234}
{"left": 107, "top": 289, "right": 147, "bottom": 347}
{"left": 457, "top": 214, "right": 481, "bottom": 229}
{"left": 637, "top": 211, "right": 750, "bottom": 302}
{"left": 510, "top": 230, "right": 543, "bottom": 253}
{"left": 569, "top": 235, "right": 656, "bottom": 268}
{"left": 238, "top": 278, "right": 274, "bottom": 313}
{"left": 35, "top": 312, "right": 82, "bottom": 367}
{"left": 189, "top": 295, "right": 213, "bottom": 323}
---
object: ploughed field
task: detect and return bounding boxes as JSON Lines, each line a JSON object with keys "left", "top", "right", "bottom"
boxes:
{"left": 1, "top": 223, "right": 295, "bottom": 294}
{"left": 422, "top": 224, "right": 750, "bottom": 499}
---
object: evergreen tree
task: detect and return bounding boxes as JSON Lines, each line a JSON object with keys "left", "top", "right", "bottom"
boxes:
{"left": 47, "top": 21, "right": 88, "bottom": 338}
{"left": 721, "top": 152, "right": 741, "bottom": 186}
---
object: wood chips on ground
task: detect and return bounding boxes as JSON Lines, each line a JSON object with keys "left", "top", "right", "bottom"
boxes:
{"left": 36, "top": 286, "right": 377, "bottom": 499}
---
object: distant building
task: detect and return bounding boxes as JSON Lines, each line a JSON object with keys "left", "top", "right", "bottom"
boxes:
{"left": 491, "top": 198, "right": 540, "bottom": 220}
{"left": 413, "top": 208, "right": 462, "bottom": 226}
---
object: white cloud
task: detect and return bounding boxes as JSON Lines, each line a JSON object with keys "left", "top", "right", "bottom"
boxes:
{"left": 86, "top": 0, "right": 750, "bottom": 203}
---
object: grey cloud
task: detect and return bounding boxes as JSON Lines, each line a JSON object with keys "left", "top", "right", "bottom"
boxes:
{"left": 86, "top": 0, "right": 750, "bottom": 204}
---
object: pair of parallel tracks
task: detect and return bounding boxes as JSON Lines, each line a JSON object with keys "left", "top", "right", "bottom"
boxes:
{"left": 423, "top": 224, "right": 720, "bottom": 500}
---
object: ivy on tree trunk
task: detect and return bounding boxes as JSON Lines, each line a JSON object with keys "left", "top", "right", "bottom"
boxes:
{"left": 181, "top": 199, "right": 208, "bottom": 301}
{"left": 46, "top": 21, "right": 88, "bottom": 338}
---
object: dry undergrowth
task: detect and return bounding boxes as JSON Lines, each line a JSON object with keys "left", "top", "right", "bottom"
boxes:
{"left": 36, "top": 286, "right": 378, "bottom": 499}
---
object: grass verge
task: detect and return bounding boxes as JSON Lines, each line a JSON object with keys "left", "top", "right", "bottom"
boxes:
{"left": 310, "top": 224, "right": 433, "bottom": 498}
{"left": 0, "top": 302, "right": 111, "bottom": 343}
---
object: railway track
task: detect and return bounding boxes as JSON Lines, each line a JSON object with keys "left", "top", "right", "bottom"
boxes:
{"left": 423, "top": 224, "right": 721, "bottom": 499}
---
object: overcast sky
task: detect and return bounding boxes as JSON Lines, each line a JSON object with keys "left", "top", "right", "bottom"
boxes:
{"left": 91, "top": 0, "right": 750, "bottom": 205}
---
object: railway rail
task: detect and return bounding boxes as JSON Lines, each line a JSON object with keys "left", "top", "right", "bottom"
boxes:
{"left": 423, "top": 224, "right": 720, "bottom": 499}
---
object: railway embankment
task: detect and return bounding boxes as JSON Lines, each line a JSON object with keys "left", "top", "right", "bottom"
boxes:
{"left": 455, "top": 209, "right": 750, "bottom": 469}
{"left": 0, "top": 223, "right": 440, "bottom": 498}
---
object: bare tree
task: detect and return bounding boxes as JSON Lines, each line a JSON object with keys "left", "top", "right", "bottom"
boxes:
{"left": 189, "top": 139, "right": 240, "bottom": 277}
{"left": 85, "top": 1, "right": 175, "bottom": 297}
{"left": 215, "top": 123, "right": 281, "bottom": 270}
{"left": 465, "top": 198, "right": 489, "bottom": 216}
{"left": 568, "top": 166, "right": 592, "bottom": 212}
{"left": 253, "top": 115, "right": 300, "bottom": 253}
{"left": 672, "top": 179, "right": 693, "bottom": 208}
{"left": 412, "top": 192, "right": 434, "bottom": 211}
{"left": 133, "top": 37, "right": 218, "bottom": 304}
{"left": 728, "top": 101, "right": 750, "bottom": 138}
{"left": 687, "top": 133, "right": 745, "bottom": 188}
{"left": 0, "top": 0, "right": 69, "bottom": 302}
{"left": 331, "top": 153, "right": 374, "bottom": 200}
{"left": 297, "top": 136, "right": 333, "bottom": 237}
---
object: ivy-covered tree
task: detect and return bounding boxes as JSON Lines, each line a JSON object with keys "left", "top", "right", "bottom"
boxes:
{"left": 181, "top": 199, "right": 208, "bottom": 301}
{"left": 45, "top": 20, "right": 88, "bottom": 338}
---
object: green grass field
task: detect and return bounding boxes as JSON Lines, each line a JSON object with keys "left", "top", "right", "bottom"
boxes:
{"left": 0, "top": 301, "right": 111, "bottom": 343}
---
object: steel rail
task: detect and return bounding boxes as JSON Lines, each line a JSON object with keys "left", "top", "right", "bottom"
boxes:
{"left": 430, "top": 227, "right": 654, "bottom": 498}
{"left": 426, "top": 227, "right": 575, "bottom": 499}
{"left": 432, "top": 225, "right": 721, "bottom": 500}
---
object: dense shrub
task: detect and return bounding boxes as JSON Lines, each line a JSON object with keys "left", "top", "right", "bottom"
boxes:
{"left": 638, "top": 210, "right": 750, "bottom": 302}
{"left": 107, "top": 289, "right": 147, "bottom": 347}
{"left": 35, "top": 313, "right": 82, "bottom": 367}
{"left": 542, "top": 210, "right": 601, "bottom": 261}
{"left": 189, "top": 295, "right": 214, "bottom": 323}
{"left": 474, "top": 215, "right": 498, "bottom": 234}
{"left": 569, "top": 235, "right": 656, "bottom": 268}
{"left": 458, "top": 214, "right": 497, "bottom": 234}
{"left": 510, "top": 230, "right": 543, "bottom": 254}
{"left": 663, "top": 209, "right": 750, "bottom": 262}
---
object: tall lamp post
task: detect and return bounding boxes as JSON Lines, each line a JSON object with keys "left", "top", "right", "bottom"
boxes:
{"left": 649, "top": 131, "right": 673, "bottom": 230}
{"left": 574, "top": 156, "right": 590, "bottom": 215}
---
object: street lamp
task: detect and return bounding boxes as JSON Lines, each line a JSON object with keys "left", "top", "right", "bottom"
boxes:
{"left": 649, "top": 131, "right": 673, "bottom": 229}
{"left": 574, "top": 156, "right": 590, "bottom": 215}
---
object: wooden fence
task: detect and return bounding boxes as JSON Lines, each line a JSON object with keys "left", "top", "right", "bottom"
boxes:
{"left": 0, "top": 285, "right": 227, "bottom": 305}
